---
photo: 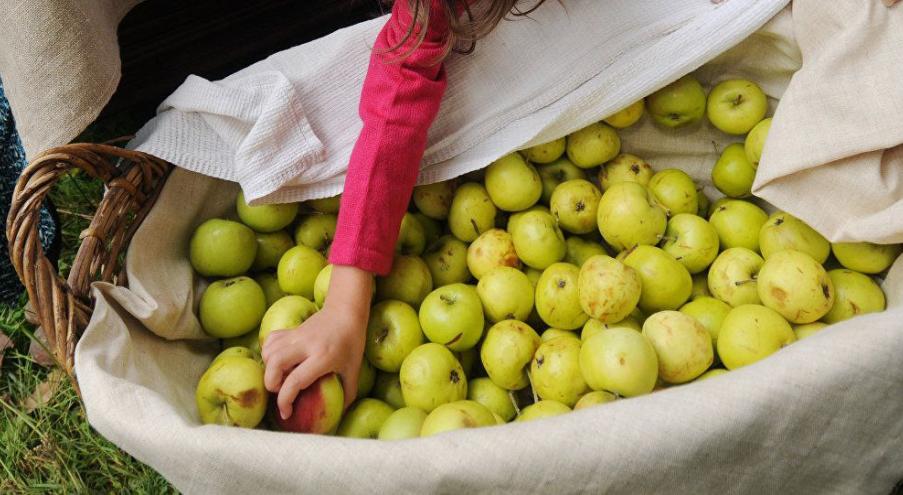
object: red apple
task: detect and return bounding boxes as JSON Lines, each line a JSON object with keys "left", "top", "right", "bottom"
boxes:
{"left": 271, "top": 373, "right": 344, "bottom": 434}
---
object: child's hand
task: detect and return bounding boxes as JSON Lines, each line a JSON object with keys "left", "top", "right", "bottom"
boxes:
{"left": 261, "top": 265, "right": 373, "bottom": 419}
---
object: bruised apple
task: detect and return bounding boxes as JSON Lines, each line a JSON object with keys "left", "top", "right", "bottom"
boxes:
{"left": 599, "top": 153, "right": 653, "bottom": 191}
{"left": 577, "top": 255, "right": 641, "bottom": 323}
{"left": 413, "top": 180, "right": 456, "bottom": 220}
{"left": 195, "top": 356, "right": 267, "bottom": 428}
{"left": 467, "top": 228, "right": 520, "bottom": 279}
{"left": 424, "top": 235, "right": 471, "bottom": 286}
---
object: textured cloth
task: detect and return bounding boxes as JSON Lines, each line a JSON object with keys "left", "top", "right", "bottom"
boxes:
{"left": 331, "top": 0, "right": 449, "bottom": 275}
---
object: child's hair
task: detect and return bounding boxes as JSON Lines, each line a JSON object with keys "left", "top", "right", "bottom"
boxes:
{"left": 390, "top": 0, "right": 547, "bottom": 60}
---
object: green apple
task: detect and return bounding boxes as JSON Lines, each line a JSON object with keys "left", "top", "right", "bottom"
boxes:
{"left": 623, "top": 245, "right": 692, "bottom": 313}
{"left": 709, "top": 199, "right": 768, "bottom": 252}
{"left": 581, "top": 317, "right": 642, "bottom": 341}
{"left": 745, "top": 117, "right": 772, "bottom": 168}
{"left": 577, "top": 255, "right": 641, "bottom": 323}
{"left": 566, "top": 122, "right": 621, "bottom": 168}
{"left": 414, "top": 213, "right": 442, "bottom": 248}
{"left": 574, "top": 390, "right": 617, "bottom": 410}
{"left": 711, "top": 143, "right": 756, "bottom": 198}
{"left": 366, "top": 300, "right": 425, "bottom": 373}
{"left": 832, "top": 242, "right": 902, "bottom": 274}
{"left": 645, "top": 75, "right": 706, "bottom": 128}
{"left": 251, "top": 231, "right": 294, "bottom": 271}
{"left": 661, "top": 213, "right": 720, "bottom": 274}
{"left": 648, "top": 168, "right": 698, "bottom": 216}
{"left": 598, "top": 153, "right": 653, "bottom": 191}
{"left": 293, "top": 214, "right": 337, "bottom": 254}
{"left": 523, "top": 137, "right": 566, "bottom": 164}
{"left": 542, "top": 328, "right": 580, "bottom": 342}
{"left": 449, "top": 182, "right": 497, "bottom": 242}
{"left": 222, "top": 330, "right": 261, "bottom": 357}
{"left": 531, "top": 336, "right": 588, "bottom": 406}
{"left": 506, "top": 205, "right": 548, "bottom": 235}
{"left": 378, "top": 407, "right": 428, "bottom": 440}
{"left": 485, "top": 153, "right": 542, "bottom": 212}
{"left": 604, "top": 99, "right": 645, "bottom": 129}
{"left": 536, "top": 262, "right": 590, "bottom": 330}
{"left": 258, "top": 295, "right": 318, "bottom": 346}
{"left": 757, "top": 250, "right": 834, "bottom": 324}
{"left": 477, "top": 267, "right": 534, "bottom": 322}
{"left": 253, "top": 272, "right": 285, "bottom": 308}
{"left": 423, "top": 235, "right": 471, "bottom": 286}
{"left": 466, "top": 228, "right": 520, "bottom": 279}
{"left": 596, "top": 182, "right": 667, "bottom": 251}
{"left": 707, "top": 198, "right": 732, "bottom": 220}
{"left": 375, "top": 255, "right": 433, "bottom": 308}
{"left": 696, "top": 368, "right": 728, "bottom": 381}
{"left": 679, "top": 296, "right": 731, "bottom": 347}
{"left": 306, "top": 195, "right": 340, "bottom": 214}
{"left": 550, "top": 180, "right": 602, "bottom": 234}
{"left": 399, "top": 343, "right": 467, "bottom": 412}
{"left": 691, "top": 272, "right": 712, "bottom": 300}
{"left": 195, "top": 356, "right": 266, "bottom": 428}
{"left": 420, "top": 400, "right": 496, "bottom": 436}
{"left": 396, "top": 212, "right": 426, "bottom": 256}
{"left": 565, "top": 237, "right": 608, "bottom": 267}
{"left": 822, "top": 269, "right": 886, "bottom": 324}
{"left": 372, "top": 372, "right": 405, "bottom": 409}
{"left": 212, "top": 346, "right": 258, "bottom": 364}
{"left": 579, "top": 327, "right": 658, "bottom": 397}
{"left": 467, "top": 377, "right": 517, "bottom": 421}
{"left": 272, "top": 373, "right": 344, "bottom": 434}
{"left": 358, "top": 358, "right": 376, "bottom": 399}
{"left": 717, "top": 304, "right": 795, "bottom": 369}
{"left": 510, "top": 210, "right": 567, "bottom": 269}
{"left": 199, "top": 276, "right": 266, "bottom": 338}
{"left": 515, "top": 400, "right": 571, "bottom": 422}
{"left": 759, "top": 211, "right": 830, "bottom": 263}
{"left": 189, "top": 218, "right": 257, "bottom": 277}
{"left": 336, "top": 398, "right": 394, "bottom": 439}
{"left": 707, "top": 248, "right": 763, "bottom": 306}
{"left": 235, "top": 191, "right": 298, "bottom": 233}
{"left": 276, "top": 245, "right": 327, "bottom": 299}
{"left": 793, "top": 322, "right": 828, "bottom": 340}
{"left": 642, "top": 311, "right": 713, "bottom": 383}
{"left": 313, "top": 264, "right": 332, "bottom": 308}
{"left": 413, "top": 180, "right": 456, "bottom": 220}
{"left": 524, "top": 266, "right": 543, "bottom": 287}
{"left": 480, "top": 320, "right": 541, "bottom": 390}
{"left": 537, "top": 158, "right": 587, "bottom": 204}
{"left": 419, "top": 284, "right": 484, "bottom": 351}
{"left": 706, "top": 79, "right": 768, "bottom": 135}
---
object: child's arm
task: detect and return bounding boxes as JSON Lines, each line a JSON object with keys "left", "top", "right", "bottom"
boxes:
{"left": 263, "top": 0, "right": 451, "bottom": 419}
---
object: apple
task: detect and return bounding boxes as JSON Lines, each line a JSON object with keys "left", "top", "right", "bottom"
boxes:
{"left": 711, "top": 143, "right": 756, "bottom": 198}
{"left": 541, "top": 328, "right": 579, "bottom": 342}
{"left": 574, "top": 390, "right": 617, "bottom": 410}
{"left": 566, "top": 122, "right": 621, "bottom": 168}
{"left": 448, "top": 182, "right": 497, "bottom": 242}
{"left": 745, "top": 117, "right": 772, "bottom": 168}
{"left": 212, "top": 346, "right": 258, "bottom": 364}
{"left": 598, "top": 153, "right": 653, "bottom": 191}
{"left": 421, "top": 237, "right": 469, "bottom": 287}
{"left": 414, "top": 213, "right": 442, "bottom": 248}
{"left": 199, "top": 276, "right": 267, "bottom": 338}
{"left": 757, "top": 250, "right": 834, "bottom": 324}
{"left": 293, "top": 214, "right": 337, "bottom": 254}
{"left": 697, "top": 190, "right": 711, "bottom": 217}
{"left": 642, "top": 311, "right": 713, "bottom": 383}
{"left": 707, "top": 198, "right": 731, "bottom": 219}
{"left": 509, "top": 209, "right": 567, "bottom": 269}
{"left": 565, "top": 237, "right": 608, "bottom": 267}
{"left": 306, "top": 195, "right": 340, "bottom": 214}
{"left": 709, "top": 199, "right": 768, "bottom": 252}
{"left": 420, "top": 400, "right": 496, "bottom": 436}
{"left": 258, "top": 295, "right": 318, "bottom": 347}
{"left": 222, "top": 331, "right": 262, "bottom": 357}
{"left": 375, "top": 255, "right": 433, "bottom": 308}
{"left": 535, "top": 263, "right": 590, "bottom": 330}
{"left": 531, "top": 336, "right": 588, "bottom": 406}
{"left": 336, "top": 398, "right": 395, "bottom": 438}
{"left": 476, "top": 267, "right": 534, "bottom": 322}
{"left": 506, "top": 205, "right": 548, "bottom": 234}
{"left": 235, "top": 191, "right": 298, "bottom": 233}
{"left": 537, "top": 158, "right": 587, "bottom": 204}
{"left": 419, "top": 284, "right": 484, "bottom": 351}
{"left": 579, "top": 327, "right": 658, "bottom": 397}
{"left": 466, "top": 228, "right": 520, "bottom": 279}
{"left": 596, "top": 182, "right": 667, "bottom": 251}
{"left": 277, "top": 245, "right": 327, "bottom": 299}
{"left": 550, "top": 180, "right": 602, "bottom": 235}
{"left": 271, "top": 373, "right": 344, "bottom": 434}
{"left": 396, "top": 212, "right": 426, "bottom": 256}
{"left": 706, "top": 79, "right": 768, "bottom": 135}
{"left": 759, "top": 212, "right": 830, "bottom": 263}
{"left": 604, "top": 99, "right": 645, "bottom": 128}
{"left": 399, "top": 343, "right": 467, "bottom": 412}
{"left": 577, "top": 255, "right": 641, "bottom": 323}
{"left": 358, "top": 358, "right": 376, "bottom": 399}
{"left": 377, "top": 407, "right": 428, "bottom": 440}
{"left": 648, "top": 169, "right": 698, "bottom": 216}
{"left": 251, "top": 231, "right": 294, "bottom": 271}
{"left": 313, "top": 264, "right": 333, "bottom": 308}
{"left": 707, "top": 247, "right": 764, "bottom": 306}
{"left": 195, "top": 356, "right": 267, "bottom": 428}
{"left": 467, "top": 377, "right": 517, "bottom": 421}
{"left": 372, "top": 372, "right": 406, "bottom": 409}
{"left": 691, "top": 272, "right": 711, "bottom": 300}
{"left": 679, "top": 296, "right": 731, "bottom": 347}
{"left": 661, "top": 213, "right": 720, "bottom": 274}
{"left": 717, "top": 304, "right": 795, "bottom": 369}
{"left": 832, "top": 242, "right": 902, "bottom": 274}
{"left": 480, "top": 320, "right": 541, "bottom": 390}
{"left": 189, "top": 218, "right": 257, "bottom": 277}
{"left": 793, "top": 322, "right": 828, "bottom": 340}
{"left": 622, "top": 246, "right": 692, "bottom": 313}
{"left": 515, "top": 400, "right": 571, "bottom": 422}
{"left": 524, "top": 266, "right": 543, "bottom": 287}
{"left": 645, "top": 75, "right": 706, "bottom": 128}
{"left": 253, "top": 273, "right": 285, "bottom": 308}
{"left": 366, "top": 300, "right": 425, "bottom": 373}
{"left": 484, "top": 153, "right": 543, "bottom": 212}
{"left": 581, "top": 317, "right": 641, "bottom": 341}
{"left": 523, "top": 137, "right": 567, "bottom": 164}
{"left": 413, "top": 180, "right": 456, "bottom": 220}
{"left": 822, "top": 269, "right": 886, "bottom": 324}
{"left": 695, "top": 368, "right": 729, "bottom": 381}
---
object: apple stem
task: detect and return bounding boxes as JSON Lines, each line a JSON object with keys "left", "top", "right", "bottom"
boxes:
{"left": 734, "top": 277, "right": 757, "bottom": 286}
{"left": 509, "top": 391, "right": 521, "bottom": 416}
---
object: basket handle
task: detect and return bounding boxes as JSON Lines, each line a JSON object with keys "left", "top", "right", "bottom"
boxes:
{"left": 6, "top": 143, "right": 170, "bottom": 378}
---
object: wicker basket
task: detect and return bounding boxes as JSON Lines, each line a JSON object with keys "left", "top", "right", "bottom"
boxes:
{"left": 5, "top": 143, "right": 170, "bottom": 383}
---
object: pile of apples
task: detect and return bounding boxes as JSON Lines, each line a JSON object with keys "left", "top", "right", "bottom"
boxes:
{"left": 190, "top": 76, "right": 900, "bottom": 439}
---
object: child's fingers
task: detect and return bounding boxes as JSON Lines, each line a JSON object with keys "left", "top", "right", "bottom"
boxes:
{"left": 340, "top": 368, "right": 359, "bottom": 409}
{"left": 264, "top": 346, "right": 308, "bottom": 392}
{"left": 277, "top": 357, "right": 327, "bottom": 420}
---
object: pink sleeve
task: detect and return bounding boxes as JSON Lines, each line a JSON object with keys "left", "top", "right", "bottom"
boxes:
{"left": 328, "top": 0, "right": 450, "bottom": 276}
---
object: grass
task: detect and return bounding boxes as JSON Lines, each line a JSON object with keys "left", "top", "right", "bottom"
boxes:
{"left": 0, "top": 115, "right": 177, "bottom": 492}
